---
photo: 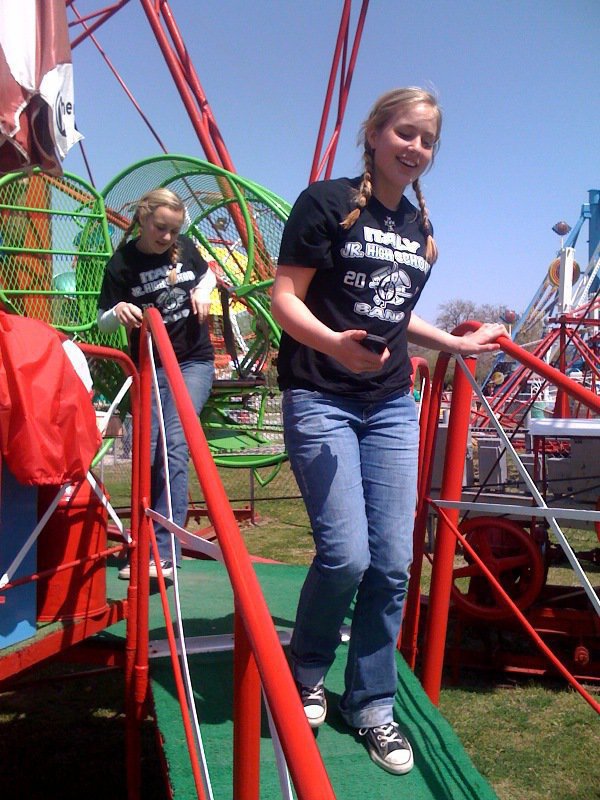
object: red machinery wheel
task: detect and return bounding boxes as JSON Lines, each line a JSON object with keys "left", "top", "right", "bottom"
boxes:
{"left": 451, "top": 517, "right": 545, "bottom": 621}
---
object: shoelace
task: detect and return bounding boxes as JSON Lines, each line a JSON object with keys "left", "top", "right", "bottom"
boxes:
{"left": 360, "top": 723, "right": 407, "bottom": 746}
{"left": 301, "top": 685, "right": 324, "bottom": 703}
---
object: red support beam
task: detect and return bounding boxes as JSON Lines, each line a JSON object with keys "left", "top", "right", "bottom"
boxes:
{"left": 419, "top": 321, "right": 600, "bottom": 706}
{"left": 233, "top": 611, "right": 262, "bottom": 800}
{"left": 310, "top": 0, "right": 370, "bottom": 183}
{"left": 139, "top": 309, "right": 336, "bottom": 799}
{"left": 137, "top": 0, "right": 235, "bottom": 171}
{"left": 420, "top": 354, "right": 477, "bottom": 704}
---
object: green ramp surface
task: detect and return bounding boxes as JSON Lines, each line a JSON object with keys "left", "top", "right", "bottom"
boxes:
{"left": 142, "top": 560, "right": 497, "bottom": 799}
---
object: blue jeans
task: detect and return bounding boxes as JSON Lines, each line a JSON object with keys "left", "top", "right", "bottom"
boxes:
{"left": 151, "top": 359, "right": 214, "bottom": 563}
{"left": 283, "top": 388, "right": 419, "bottom": 728}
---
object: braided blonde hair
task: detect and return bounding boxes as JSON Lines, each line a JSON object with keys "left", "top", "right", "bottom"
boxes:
{"left": 341, "top": 87, "right": 442, "bottom": 265}
{"left": 118, "top": 188, "right": 186, "bottom": 280}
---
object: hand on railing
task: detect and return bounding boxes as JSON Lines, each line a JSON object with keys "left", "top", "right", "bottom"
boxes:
{"left": 453, "top": 321, "right": 509, "bottom": 356}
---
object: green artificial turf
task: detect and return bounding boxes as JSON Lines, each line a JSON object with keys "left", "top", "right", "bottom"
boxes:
{"left": 146, "top": 560, "right": 497, "bottom": 799}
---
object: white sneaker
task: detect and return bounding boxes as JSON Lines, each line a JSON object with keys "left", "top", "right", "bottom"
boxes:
{"left": 149, "top": 560, "right": 174, "bottom": 580}
{"left": 117, "top": 560, "right": 174, "bottom": 580}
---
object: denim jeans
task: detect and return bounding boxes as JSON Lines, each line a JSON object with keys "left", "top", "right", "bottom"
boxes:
{"left": 283, "top": 388, "right": 419, "bottom": 728}
{"left": 151, "top": 359, "right": 214, "bottom": 563}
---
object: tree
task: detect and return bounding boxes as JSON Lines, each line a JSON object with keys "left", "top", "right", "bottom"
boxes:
{"left": 428, "top": 298, "right": 506, "bottom": 382}
{"left": 434, "top": 298, "right": 504, "bottom": 333}
{"left": 434, "top": 298, "right": 479, "bottom": 332}
{"left": 407, "top": 299, "right": 510, "bottom": 386}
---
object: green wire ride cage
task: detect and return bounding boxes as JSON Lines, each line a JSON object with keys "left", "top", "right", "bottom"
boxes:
{"left": 0, "top": 156, "right": 291, "bottom": 480}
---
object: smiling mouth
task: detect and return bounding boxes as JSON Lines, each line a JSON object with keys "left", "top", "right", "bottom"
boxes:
{"left": 399, "top": 156, "right": 418, "bottom": 169}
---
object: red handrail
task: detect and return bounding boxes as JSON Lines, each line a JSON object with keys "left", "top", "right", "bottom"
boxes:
{"left": 400, "top": 357, "right": 431, "bottom": 667}
{"left": 432, "top": 502, "right": 600, "bottom": 714}
{"left": 76, "top": 342, "right": 144, "bottom": 797}
{"left": 417, "top": 321, "right": 600, "bottom": 706}
{"left": 137, "top": 309, "right": 336, "bottom": 799}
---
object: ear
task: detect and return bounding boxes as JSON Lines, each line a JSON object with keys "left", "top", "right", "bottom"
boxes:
{"left": 366, "top": 126, "right": 378, "bottom": 153}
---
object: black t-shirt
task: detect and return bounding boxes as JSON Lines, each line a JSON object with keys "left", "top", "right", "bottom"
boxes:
{"left": 98, "top": 234, "right": 214, "bottom": 365}
{"left": 276, "top": 176, "right": 434, "bottom": 400}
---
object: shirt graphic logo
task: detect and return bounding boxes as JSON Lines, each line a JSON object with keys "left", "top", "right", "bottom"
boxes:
{"left": 135, "top": 260, "right": 193, "bottom": 324}
{"left": 156, "top": 285, "right": 187, "bottom": 315}
{"left": 369, "top": 265, "right": 413, "bottom": 309}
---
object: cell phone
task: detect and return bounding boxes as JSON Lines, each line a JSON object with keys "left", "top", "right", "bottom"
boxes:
{"left": 361, "top": 334, "right": 388, "bottom": 354}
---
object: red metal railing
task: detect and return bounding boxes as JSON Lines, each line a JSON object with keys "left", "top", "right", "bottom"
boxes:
{"left": 400, "top": 357, "right": 432, "bottom": 668}
{"left": 134, "top": 308, "right": 335, "bottom": 799}
{"left": 0, "top": 341, "right": 143, "bottom": 792}
{"left": 413, "top": 322, "right": 600, "bottom": 709}
{"left": 76, "top": 343, "right": 145, "bottom": 798}
{"left": 474, "top": 311, "right": 600, "bottom": 432}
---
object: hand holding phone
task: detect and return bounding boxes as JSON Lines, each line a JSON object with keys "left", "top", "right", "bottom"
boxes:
{"left": 360, "top": 334, "right": 387, "bottom": 354}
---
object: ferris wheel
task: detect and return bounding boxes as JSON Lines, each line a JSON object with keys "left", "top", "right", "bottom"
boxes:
{"left": 511, "top": 191, "right": 600, "bottom": 345}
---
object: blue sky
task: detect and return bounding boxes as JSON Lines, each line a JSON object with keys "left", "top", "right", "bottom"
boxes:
{"left": 65, "top": 0, "right": 599, "bottom": 323}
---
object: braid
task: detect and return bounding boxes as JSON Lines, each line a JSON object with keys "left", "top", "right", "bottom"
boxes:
{"left": 167, "top": 239, "right": 181, "bottom": 286}
{"left": 341, "top": 149, "right": 375, "bottom": 230}
{"left": 339, "top": 207, "right": 360, "bottom": 231}
{"left": 412, "top": 179, "right": 438, "bottom": 265}
{"left": 117, "top": 215, "right": 138, "bottom": 249}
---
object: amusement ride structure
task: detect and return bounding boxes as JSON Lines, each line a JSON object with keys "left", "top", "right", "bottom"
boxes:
{"left": 0, "top": 2, "right": 598, "bottom": 798}
{"left": 433, "top": 192, "right": 600, "bottom": 684}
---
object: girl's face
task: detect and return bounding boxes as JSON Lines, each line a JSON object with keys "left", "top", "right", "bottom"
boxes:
{"left": 367, "top": 101, "right": 439, "bottom": 208}
{"left": 136, "top": 205, "right": 185, "bottom": 255}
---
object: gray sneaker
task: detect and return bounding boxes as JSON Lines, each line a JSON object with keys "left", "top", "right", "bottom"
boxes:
{"left": 358, "top": 722, "right": 414, "bottom": 774}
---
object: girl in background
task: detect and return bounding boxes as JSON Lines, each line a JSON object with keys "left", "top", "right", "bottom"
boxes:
{"left": 98, "top": 188, "right": 215, "bottom": 579}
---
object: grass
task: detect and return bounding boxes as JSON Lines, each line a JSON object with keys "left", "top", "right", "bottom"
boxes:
{"left": 441, "top": 678, "right": 600, "bottom": 800}
{"left": 1, "top": 468, "right": 599, "bottom": 799}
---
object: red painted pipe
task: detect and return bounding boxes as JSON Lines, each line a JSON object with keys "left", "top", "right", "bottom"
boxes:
{"left": 400, "top": 357, "right": 431, "bottom": 667}
{"left": 233, "top": 611, "right": 262, "bottom": 800}
{"left": 77, "top": 343, "right": 143, "bottom": 799}
{"left": 421, "top": 355, "right": 477, "bottom": 704}
{"left": 147, "top": 526, "right": 208, "bottom": 799}
{"left": 310, "top": 0, "right": 370, "bottom": 183}
{"left": 139, "top": 311, "right": 336, "bottom": 799}
{"left": 433, "top": 504, "right": 600, "bottom": 715}
{"left": 137, "top": 0, "right": 230, "bottom": 170}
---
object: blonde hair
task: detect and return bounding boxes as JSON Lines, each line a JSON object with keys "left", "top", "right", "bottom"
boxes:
{"left": 341, "top": 87, "right": 442, "bottom": 265}
{"left": 118, "top": 188, "right": 186, "bottom": 276}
